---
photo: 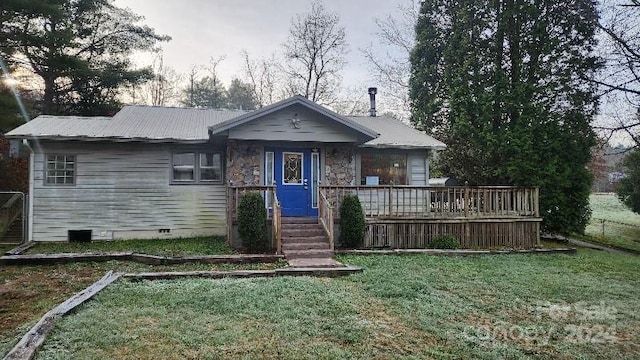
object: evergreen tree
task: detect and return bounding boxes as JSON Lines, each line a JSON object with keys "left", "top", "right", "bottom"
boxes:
{"left": 1, "top": 0, "right": 168, "bottom": 115}
{"left": 410, "top": 0, "right": 600, "bottom": 234}
{"left": 227, "top": 78, "right": 257, "bottom": 110}
{"left": 182, "top": 76, "right": 228, "bottom": 109}
{"left": 617, "top": 149, "right": 640, "bottom": 214}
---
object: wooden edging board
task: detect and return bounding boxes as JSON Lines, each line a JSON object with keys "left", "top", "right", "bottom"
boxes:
{"left": 335, "top": 248, "right": 577, "bottom": 256}
{"left": 0, "top": 253, "right": 285, "bottom": 266}
{"left": 2, "top": 266, "right": 362, "bottom": 360}
{"left": 3, "top": 271, "right": 123, "bottom": 360}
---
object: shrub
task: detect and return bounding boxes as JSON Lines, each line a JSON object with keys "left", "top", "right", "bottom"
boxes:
{"left": 431, "top": 235, "right": 460, "bottom": 249}
{"left": 339, "top": 194, "right": 366, "bottom": 248}
{"left": 237, "top": 192, "right": 268, "bottom": 252}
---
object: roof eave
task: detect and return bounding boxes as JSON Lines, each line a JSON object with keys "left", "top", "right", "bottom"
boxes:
{"left": 359, "top": 143, "right": 447, "bottom": 150}
{"left": 7, "top": 135, "right": 211, "bottom": 144}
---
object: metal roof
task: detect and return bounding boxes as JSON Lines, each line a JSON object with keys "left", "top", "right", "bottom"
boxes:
{"left": 6, "top": 106, "right": 247, "bottom": 143}
{"left": 6, "top": 100, "right": 446, "bottom": 150}
{"left": 349, "top": 116, "right": 446, "bottom": 150}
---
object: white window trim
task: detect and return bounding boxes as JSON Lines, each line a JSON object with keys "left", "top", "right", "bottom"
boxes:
{"left": 44, "top": 154, "right": 76, "bottom": 186}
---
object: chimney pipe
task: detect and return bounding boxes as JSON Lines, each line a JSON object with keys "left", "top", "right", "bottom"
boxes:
{"left": 368, "top": 87, "right": 377, "bottom": 117}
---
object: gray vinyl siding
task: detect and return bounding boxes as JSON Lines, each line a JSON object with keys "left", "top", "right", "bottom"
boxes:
{"left": 228, "top": 104, "right": 359, "bottom": 143}
{"left": 31, "top": 141, "right": 226, "bottom": 242}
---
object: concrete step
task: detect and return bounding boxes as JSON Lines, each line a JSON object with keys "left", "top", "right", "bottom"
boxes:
{"left": 287, "top": 258, "right": 345, "bottom": 268}
{"left": 283, "top": 249, "right": 333, "bottom": 259}
{"left": 282, "top": 242, "right": 331, "bottom": 251}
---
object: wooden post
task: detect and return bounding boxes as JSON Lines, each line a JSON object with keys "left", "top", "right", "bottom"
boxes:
{"left": 389, "top": 185, "right": 394, "bottom": 216}
{"left": 226, "top": 186, "right": 233, "bottom": 246}
{"left": 464, "top": 182, "right": 470, "bottom": 217}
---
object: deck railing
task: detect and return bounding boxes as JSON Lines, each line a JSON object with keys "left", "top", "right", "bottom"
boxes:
{"left": 318, "top": 190, "right": 334, "bottom": 251}
{"left": 272, "top": 191, "right": 282, "bottom": 254}
{"left": 320, "top": 185, "right": 539, "bottom": 219}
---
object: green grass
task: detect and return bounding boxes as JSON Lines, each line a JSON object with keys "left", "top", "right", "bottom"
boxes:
{"left": 0, "top": 243, "right": 17, "bottom": 253}
{"left": 25, "top": 236, "right": 235, "bottom": 257}
{"left": 584, "top": 194, "right": 640, "bottom": 253}
{"left": 0, "top": 260, "right": 287, "bottom": 356}
{"left": 33, "top": 250, "right": 640, "bottom": 359}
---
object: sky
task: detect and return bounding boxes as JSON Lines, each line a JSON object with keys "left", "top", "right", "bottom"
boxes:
{"left": 113, "top": 0, "right": 415, "bottom": 100}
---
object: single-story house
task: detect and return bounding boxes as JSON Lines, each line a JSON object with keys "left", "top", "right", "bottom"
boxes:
{"left": 6, "top": 91, "right": 448, "bottom": 243}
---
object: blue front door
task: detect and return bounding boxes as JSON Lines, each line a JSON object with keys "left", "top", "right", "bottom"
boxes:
{"left": 268, "top": 148, "right": 319, "bottom": 217}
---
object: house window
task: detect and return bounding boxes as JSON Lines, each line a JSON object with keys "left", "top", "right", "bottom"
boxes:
{"left": 172, "top": 151, "right": 222, "bottom": 184}
{"left": 45, "top": 155, "right": 75, "bottom": 185}
{"left": 199, "top": 153, "right": 222, "bottom": 182}
{"left": 360, "top": 153, "right": 407, "bottom": 185}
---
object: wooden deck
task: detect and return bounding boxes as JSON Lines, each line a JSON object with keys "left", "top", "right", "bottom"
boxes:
{"left": 228, "top": 185, "right": 542, "bottom": 250}
{"left": 321, "top": 185, "right": 541, "bottom": 249}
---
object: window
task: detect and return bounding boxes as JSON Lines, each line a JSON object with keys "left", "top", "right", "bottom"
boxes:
{"left": 45, "top": 155, "right": 75, "bottom": 185}
{"left": 199, "top": 153, "right": 222, "bottom": 181}
{"left": 172, "top": 151, "right": 222, "bottom": 184}
{"left": 360, "top": 152, "right": 407, "bottom": 185}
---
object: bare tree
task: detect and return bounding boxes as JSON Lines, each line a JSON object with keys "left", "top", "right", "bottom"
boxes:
{"left": 181, "top": 56, "right": 227, "bottom": 108}
{"left": 144, "top": 50, "right": 181, "bottom": 106}
{"left": 361, "top": 0, "right": 419, "bottom": 118}
{"left": 282, "top": 1, "right": 347, "bottom": 104}
{"left": 592, "top": 0, "right": 640, "bottom": 147}
{"left": 242, "top": 50, "right": 281, "bottom": 107}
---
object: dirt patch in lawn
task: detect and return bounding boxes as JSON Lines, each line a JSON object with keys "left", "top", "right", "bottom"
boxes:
{"left": 0, "top": 264, "right": 104, "bottom": 349}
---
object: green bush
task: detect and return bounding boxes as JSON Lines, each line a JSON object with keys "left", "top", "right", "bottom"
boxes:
{"left": 431, "top": 235, "right": 460, "bottom": 249}
{"left": 237, "top": 192, "right": 268, "bottom": 253}
{"left": 339, "top": 195, "right": 366, "bottom": 248}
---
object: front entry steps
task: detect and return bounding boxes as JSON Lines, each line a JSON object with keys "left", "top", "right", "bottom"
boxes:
{"left": 281, "top": 217, "right": 343, "bottom": 268}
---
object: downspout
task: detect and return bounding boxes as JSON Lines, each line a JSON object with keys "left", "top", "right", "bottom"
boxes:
{"left": 23, "top": 139, "right": 35, "bottom": 242}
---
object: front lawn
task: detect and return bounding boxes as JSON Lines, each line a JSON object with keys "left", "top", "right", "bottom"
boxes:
{"left": 24, "top": 236, "right": 235, "bottom": 257}
{"left": 0, "top": 260, "right": 285, "bottom": 356}
{"left": 584, "top": 193, "right": 640, "bottom": 253}
{"left": 32, "top": 250, "right": 640, "bottom": 359}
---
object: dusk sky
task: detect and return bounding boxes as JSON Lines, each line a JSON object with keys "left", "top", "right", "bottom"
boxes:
{"left": 114, "top": 0, "right": 415, "bottom": 95}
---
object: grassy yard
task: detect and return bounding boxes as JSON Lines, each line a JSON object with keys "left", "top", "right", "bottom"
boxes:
{"left": 0, "top": 260, "right": 286, "bottom": 356}
{"left": 24, "top": 236, "right": 235, "bottom": 256}
{"left": 0, "top": 244, "right": 17, "bottom": 254}
{"left": 25, "top": 250, "right": 640, "bottom": 359}
{"left": 584, "top": 193, "right": 640, "bottom": 252}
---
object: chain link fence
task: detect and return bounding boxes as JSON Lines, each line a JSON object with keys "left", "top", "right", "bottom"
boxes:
{"left": 0, "top": 191, "right": 27, "bottom": 244}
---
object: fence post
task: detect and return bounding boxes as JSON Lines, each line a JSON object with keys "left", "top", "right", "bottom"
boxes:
{"left": 601, "top": 219, "right": 605, "bottom": 237}
{"left": 389, "top": 185, "right": 393, "bottom": 216}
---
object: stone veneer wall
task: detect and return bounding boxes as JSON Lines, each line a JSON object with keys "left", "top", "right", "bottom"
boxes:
{"left": 325, "top": 145, "right": 356, "bottom": 185}
{"left": 226, "top": 140, "right": 261, "bottom": 186}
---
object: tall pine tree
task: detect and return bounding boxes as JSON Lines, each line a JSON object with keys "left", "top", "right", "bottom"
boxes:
{"left": 1, "top": 0, "right": 169, "bottom": 116}
{"left": 410, "top": 0, "right": 600, "bottom": 234}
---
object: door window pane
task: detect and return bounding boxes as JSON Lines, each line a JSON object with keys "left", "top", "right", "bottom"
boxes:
{"left": 283, "top": 152, "right": 303, "bottom": 184}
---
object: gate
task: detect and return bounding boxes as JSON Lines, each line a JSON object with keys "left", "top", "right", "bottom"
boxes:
{"left": 0, "top": 191, "right": 27, "bottom": 244}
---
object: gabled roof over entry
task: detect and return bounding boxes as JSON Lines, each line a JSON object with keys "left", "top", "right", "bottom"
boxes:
{"left": 207, "top": 95, "right": 379, "bottom": 141}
